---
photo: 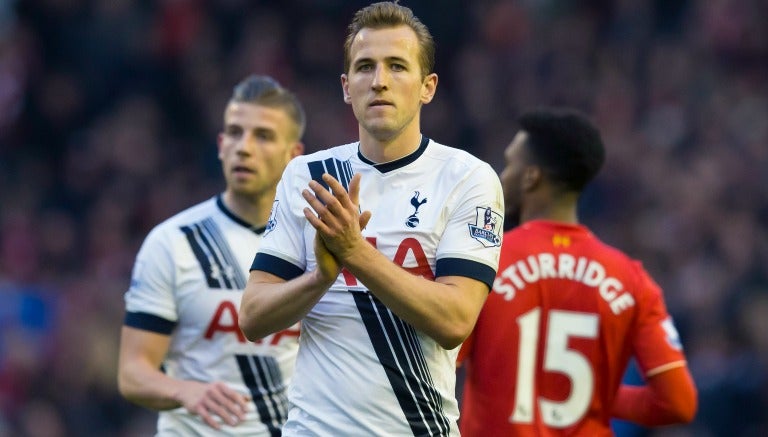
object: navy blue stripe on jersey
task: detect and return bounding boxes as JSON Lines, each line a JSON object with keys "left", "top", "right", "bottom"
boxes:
{"left": 251, "top": 253, "right": 304, "bottom": 280}
{"left": 236, "top": 354, "right": 287, "bottom": 437}
{"left": 200, "top": 218, "right": 247, "bottom": 289}
{"left": 217, "top": 195, "right": 266, "bottom": 234}
{"left": 181, "top": 224, "right": 218, "bottom": 288}
{"left": 307, "top": 158, "right": 354, "bottom": 193}
{"left": 358, "top": 136, "right": 430, "bottom": 173}
{"left": 435, "top": 257, "right": 496, "bottom": 290}
{"left": 124, "top": 311, "right": 176, "bottom": 335}
{"left": 195, "top": 218, "right": 239, "bottom": 289}
{"left": 181, "top": 219, "right": 241, "bottom": 290}
{"left": 353, "top": 292, "right": 451, "bottom": 436}
{"left": 322, "top": 158, "right": 341, "bottom": 189}
{"left": 340, "top": 159, "right": 354, "bottom": 191}
{"left": 307, "top": 160, "right": 330, "bottom": 191}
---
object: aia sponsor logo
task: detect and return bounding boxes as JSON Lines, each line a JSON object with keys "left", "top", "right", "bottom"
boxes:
{"left": 204, "top": 301, "right": 299, "bottom": 345}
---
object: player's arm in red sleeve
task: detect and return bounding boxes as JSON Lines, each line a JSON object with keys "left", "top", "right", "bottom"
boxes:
{"left": 614, "top": 262, "right": 698, "bottom": 426}
{"left": 612, "top": 364, "right": 697, "bottom": 426}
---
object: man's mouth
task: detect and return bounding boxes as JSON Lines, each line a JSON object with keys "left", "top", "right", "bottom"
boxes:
{"left": 233, "top": 166, "right": 255, "bottom": 174}
{"left": 369, "top": 100, "right": 392, "bottom": 107}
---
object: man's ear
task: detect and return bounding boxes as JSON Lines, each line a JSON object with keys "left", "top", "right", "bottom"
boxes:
{"left": 522, "top": 166, "right": 541, "bottom": 191}
{"left": 341, "top": 74, "right": 351, "bottom": 104}
{"left": 290, "top": 141, "right": 304, "bottom": 158}
{"left": 420, "top": 73, "right": 438, "bottom": 104}
{"left": 216, "top": 133, "right": 224, "bottom": 159}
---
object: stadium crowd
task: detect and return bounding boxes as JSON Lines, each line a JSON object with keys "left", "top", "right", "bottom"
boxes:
{"left": 1, "top": 0, "right": 766, "bottom": 435}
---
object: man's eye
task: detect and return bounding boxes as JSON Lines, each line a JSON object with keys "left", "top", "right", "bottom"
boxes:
{"left": 358, "top": 64, "right": 373, "bottom": 72}
{"left": 391, "top": 64, "right": 405, "bottom": 71}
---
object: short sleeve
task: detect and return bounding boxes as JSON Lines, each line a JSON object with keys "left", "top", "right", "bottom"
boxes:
{"left": 435, "top": 162, "right": 504, "bottom": 288}
{"left": 251, "top": 159, "right": 308, "bottom": 278}
{"left": 630, "top": 263, "right": 687, "bottom": 377}
{"left": 124, "top": 227, "right": 179, "bottom": 330}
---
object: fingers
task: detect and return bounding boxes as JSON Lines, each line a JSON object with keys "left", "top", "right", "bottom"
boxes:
{"left": 185, "top": 382, "right": 249, "bottom": 430}
{"left": 304, "top": 172, "right": 372, "bottom": 235}
{"left": 359, "top": 210, "right": 372, "bottom": 230}
{"left": 347, "top": 173, "right": 362, "bottom": 206}
{"left": 302, "top": 189, "right": 333, "bottom": 234}
{"left": 217, "top": 384, "right": 249, "bottom": 418}
{"left": 302, "top": 176, "right": 351, "bottom": 230}
{"left": 192, "top": 404, "right": 220, "bottom": 430}
{"left": 350, "top": 173, "right": 372, "bottom": 230}
{"left": 322, "top": 173, "right": 353, "bottom": 206}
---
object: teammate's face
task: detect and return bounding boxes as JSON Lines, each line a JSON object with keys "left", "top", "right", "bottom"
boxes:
{"left": 341, "top": 25, "right": 437, "bottom": 141}
{"left": 218, "top": 102, "right": 302, "bottom": 198}
{"left": 499, "top": 131, "right": 529, "bottom": 223}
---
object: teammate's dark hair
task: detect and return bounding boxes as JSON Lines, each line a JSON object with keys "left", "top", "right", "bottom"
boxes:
{"left": 518, "top": 108, "right": 605, "bottom": 192}
{"left": 230, "top": 75, "right": 306, "bottom": 140}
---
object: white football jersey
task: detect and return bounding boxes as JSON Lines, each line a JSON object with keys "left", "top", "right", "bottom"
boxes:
{"left": 124, "top": 195, "right": 299, "bottom": 436}
{"left": 252, "top": 137, "right": 504, "bottom": 436}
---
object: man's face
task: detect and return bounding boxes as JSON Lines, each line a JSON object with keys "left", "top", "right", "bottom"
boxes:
{"left": 341, "top": 25, "right": 437, "bottom": 141}
{"left": 499, "top": 131, "right": 529, "bottom": 224}
{"left": 218, "top": 102, "right": 301, "bottom": 198}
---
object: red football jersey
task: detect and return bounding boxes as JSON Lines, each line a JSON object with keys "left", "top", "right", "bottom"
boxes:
{"left": 460, "top": 220, "right": 687, "bottom": 436}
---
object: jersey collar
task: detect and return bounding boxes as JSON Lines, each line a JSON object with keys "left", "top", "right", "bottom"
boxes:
{"left": 357, "top": 135, "right": 430, "bottom": 173}
{"left": 216, "top": 194, "right": 267, "bottom": 235}
{"left": 522, "top": 219, "right": 593, "bottom": 237}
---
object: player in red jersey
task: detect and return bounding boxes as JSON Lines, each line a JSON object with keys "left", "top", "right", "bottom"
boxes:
{"left": 458, "top": 108, "right": 697, "bottom": 436}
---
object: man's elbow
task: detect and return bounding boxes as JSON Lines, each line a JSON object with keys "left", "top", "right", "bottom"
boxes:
{"left": 671, "top": 386, "right": 698, "bottom": 424}
{"left": 117, "top": 375, "right": 128, "bottom": 399}
{"left": 668, "top": 369, "right": 698, "bottom": 424}
{"left": 238, "top": 293, "right": 261, "bottom": 341}
{"left": 434, "top": 323, "right": 473, "bottom": 350}
{"left": 238, "top": 311, "right": 262, "bottom": 342}
{"left": 437, "top": 337, "right": 463, "bottom": 351}
{"left": 117, "top": 371, "right": 139, "bottom": 404}
{"left": 657, "top": 375, "right": 698, "bottom": 425}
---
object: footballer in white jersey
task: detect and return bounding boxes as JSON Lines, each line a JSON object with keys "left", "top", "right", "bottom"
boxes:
{"left": 251, "top": 137, "right": 504, "bottom": 436}
{"left": 125, "top": 195, "right": 299, "bottom": 436}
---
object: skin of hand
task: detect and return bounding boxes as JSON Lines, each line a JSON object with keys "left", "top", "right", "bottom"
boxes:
{"left": 118, "top": 327, "right": 250, "bottom": 430}
{"left": 313, "top": 230, "right": 342, "bottom": 286}
{"left": 173, "top": 380, "right": 251, "bottom": 430}
{"left": 302, "top": 173, "right": 372, "bottom": 261}
{"left": 238, "top": 174, "right": 372, "bottom": 342}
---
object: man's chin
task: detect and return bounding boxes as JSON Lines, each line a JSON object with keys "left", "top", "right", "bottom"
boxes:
{"left": 363, "top": 121, "right": 400, "bottom": 140}
{"left": 228, "top": 183, "right": 263, "bottom": 199}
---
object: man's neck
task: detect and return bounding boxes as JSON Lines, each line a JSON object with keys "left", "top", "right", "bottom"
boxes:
{"left": 358, "top": 124, "right": 423, "bottom": 164}
{"left": 221, "top": 190, "right": 272, "bottom": 228}
{"left": 521, "top": 192, "right": 580, "bottom": 225}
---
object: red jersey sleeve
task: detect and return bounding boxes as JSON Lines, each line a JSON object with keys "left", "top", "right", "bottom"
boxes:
{"left": 612, "top": 366, "right": 697, "bottom": 425}
{"left": 629, "top": 262, "right": 687, "bottom": 377}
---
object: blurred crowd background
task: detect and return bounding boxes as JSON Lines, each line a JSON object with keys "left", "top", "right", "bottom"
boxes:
{"left": 1, "top": 0, "right": 766, "bottom": 435}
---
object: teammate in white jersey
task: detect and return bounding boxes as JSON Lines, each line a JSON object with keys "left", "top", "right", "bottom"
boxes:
{"left": 239, "top": 3, "right": 504, "bottom": 435}
{"left": 118, "top": 75, "right": 305, "bottom": 436}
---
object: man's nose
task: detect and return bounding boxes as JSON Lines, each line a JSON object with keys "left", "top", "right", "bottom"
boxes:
{"left": 371, "top": 65, "right": 389, "bottom": 90}
{"left": 235, "top": 133, "right": 255, "bottom": 154}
